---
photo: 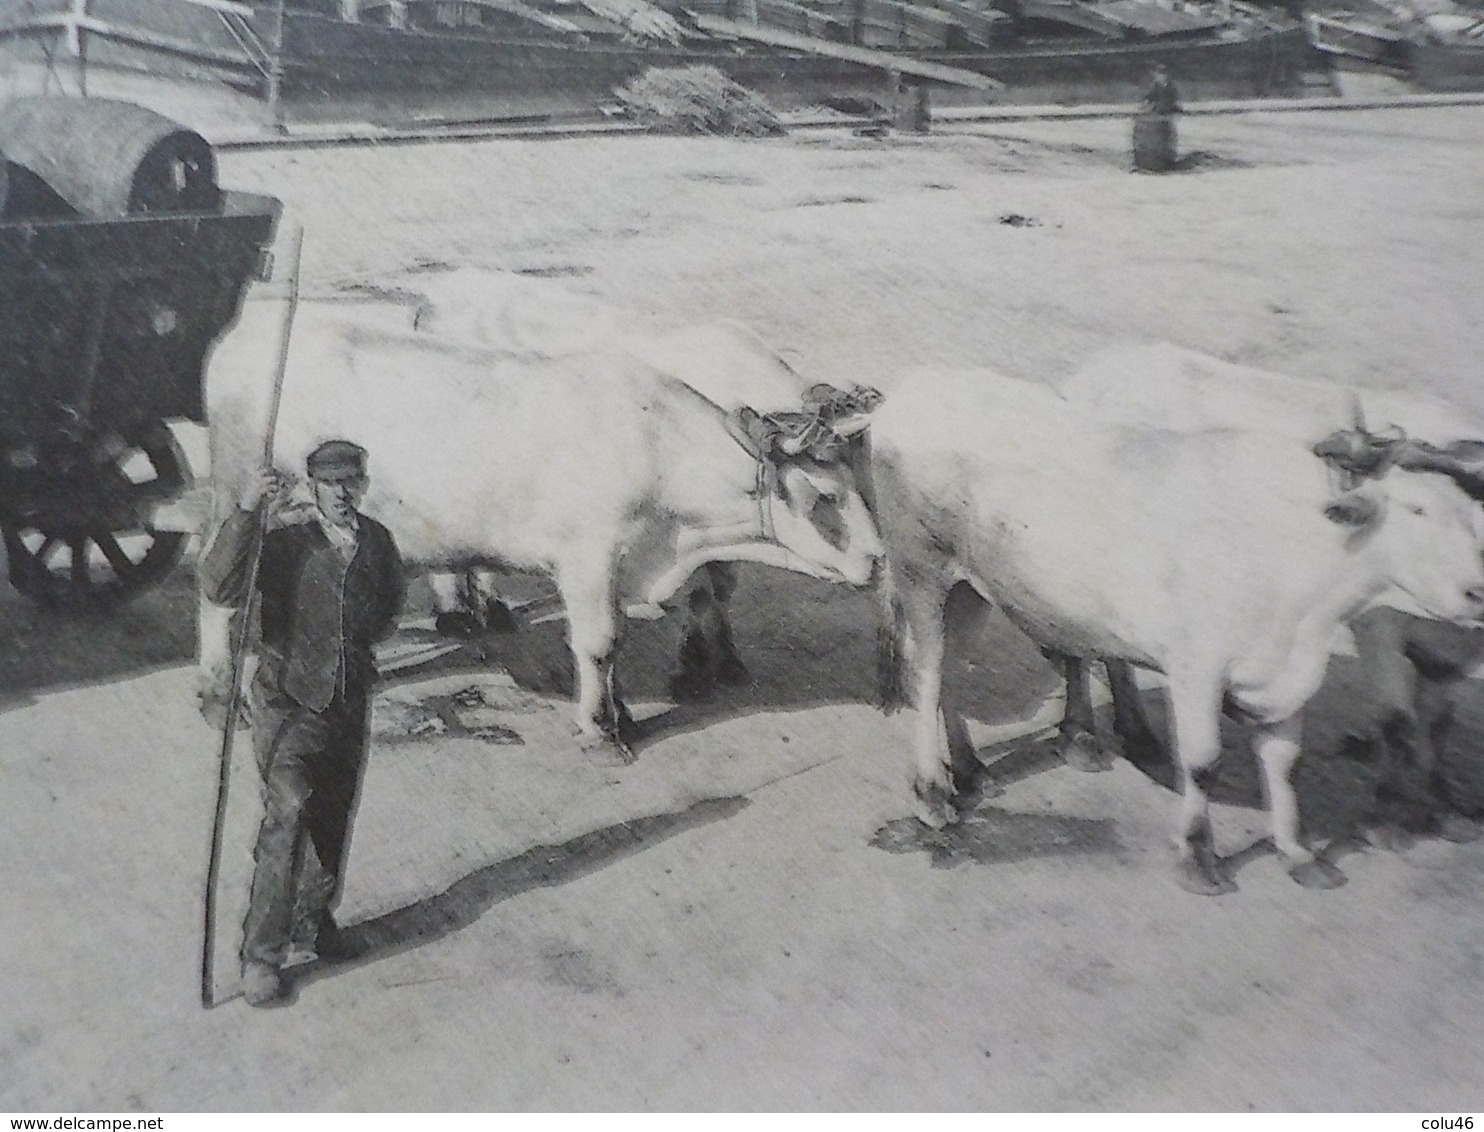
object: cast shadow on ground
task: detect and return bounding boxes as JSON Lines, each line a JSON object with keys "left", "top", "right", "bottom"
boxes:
{"left": 870, "top": 805, "right": 1119, "bottom": 870}
{"left": 1170, "top": 150, "right": 1252, "bottom": 173}
{"left": 1104, "top": 652, "right": 1484, "bottom": 834}
{"left": 866, "top": 723, "right": 1376, "bottom": 884}
{"left": 407, "top": 569, "right": 1062, "bottom": 752}
{"left": 410, "top": 569, "right": 1484, "bottom": 859}
{"left": 291, "top": 795, "right": 749, "bottom": 987}
{"left": 0, "top": 569, "right": 198, "bottom": 709}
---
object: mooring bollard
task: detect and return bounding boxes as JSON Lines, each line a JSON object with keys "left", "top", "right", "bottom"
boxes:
{"left": 905, "top": 85, "right": 932, "bottom": 134}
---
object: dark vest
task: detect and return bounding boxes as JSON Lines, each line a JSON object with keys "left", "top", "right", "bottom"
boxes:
{"left": 256, "top": 516, "right": 403, "bottom": 711}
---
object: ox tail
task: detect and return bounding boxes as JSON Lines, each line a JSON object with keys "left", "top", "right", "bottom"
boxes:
{"left": 875, "top": 560, "right": 911, "bottom": 716}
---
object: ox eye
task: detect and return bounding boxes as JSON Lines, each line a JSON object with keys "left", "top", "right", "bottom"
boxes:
{"left": 1408, "top": 504, "right": 1427, "bottom": 517}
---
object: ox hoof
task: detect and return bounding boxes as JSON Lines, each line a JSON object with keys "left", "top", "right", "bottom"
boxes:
{"left": 1174, "top": 858, "right": 1236, "bottom": 897}
{"left": 580, "top": 734, "right": 636, "bottom": 767}
{"left": 912, "top": 778, "right": 959, "bottom": 830}
{"left": 1060, "top": 731, "right": 1113, "bottom": 773}
{"left": 434, "top": 611, "right": 482, "bottom": 639}
{"left": 1288, "top": 858, "right": 1346, "bottom": 890}
{"left": 1438, "top": 813, "right": 1483, "bottom": 844}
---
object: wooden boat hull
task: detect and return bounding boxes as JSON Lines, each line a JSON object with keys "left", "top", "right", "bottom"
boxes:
{"left": 0, "top": 0, "right": 1309, "bottom": 120}
{"left": 272, "top": 9, "right": 1306, "bottom": 108}
{"left": 1304, "top": 12, "right": 1409, "bottom": 68}
{"left": 1407, "top": 39, "right": 1484, "bottom": 90}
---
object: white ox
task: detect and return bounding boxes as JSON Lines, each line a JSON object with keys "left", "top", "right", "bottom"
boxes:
{"left": 1056, "top": 343, "right": 1484, "bottom": 841}
{"left": 199, "top": 299, "right": 883, "bottom": 759}
{"left": 404, "top": 267, "right": 864, "bottom": 698}
{"left": 871, "top": 368, "right": 1484, "bottom": 894}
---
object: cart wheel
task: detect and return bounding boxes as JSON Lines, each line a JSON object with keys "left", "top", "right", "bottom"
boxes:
{"left": 1, "top": 417, "right": 191, "bottom": 611}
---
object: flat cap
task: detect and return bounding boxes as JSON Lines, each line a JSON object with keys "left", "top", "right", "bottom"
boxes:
{"left": 305, "top": 439, "right": 368, "bottom": 481}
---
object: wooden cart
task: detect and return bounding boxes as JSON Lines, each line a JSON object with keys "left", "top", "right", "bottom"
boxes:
{"left": 0, "top": 96, "right": 280, "bottom": 610}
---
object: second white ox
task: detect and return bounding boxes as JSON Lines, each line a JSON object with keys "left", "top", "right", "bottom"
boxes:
{"left": 405, "top": 267, "right": 868, "bottom": 698}
{"left": 1056, "top": 343, "right": 1484, "bottom": 841}
{"left": 872, "top": 368, "right": 1484, "bottom": 894}
{"left": 200, "top": 299, "right": 883, "bottom": 759}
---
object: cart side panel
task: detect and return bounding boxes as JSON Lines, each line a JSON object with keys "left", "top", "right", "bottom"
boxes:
{"left": 0, "top": 191, "right": 280, "bottom": 435}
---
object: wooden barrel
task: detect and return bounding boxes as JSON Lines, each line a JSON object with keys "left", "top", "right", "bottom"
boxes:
{"left": 0, "top": 97, "right": 220, "bottom": 219}
{"left": 1132, "top": 113, "right": 1178, "bottom": 173}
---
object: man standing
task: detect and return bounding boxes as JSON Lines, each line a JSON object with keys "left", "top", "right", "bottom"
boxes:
{"left": 201, "top": 440, "right": 405, "bottom": 1007}
{"left": 1132, "top": 63, "right": 1182, "bottom": 173}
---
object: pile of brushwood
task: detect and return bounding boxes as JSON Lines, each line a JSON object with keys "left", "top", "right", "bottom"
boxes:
{"left": 614, "top": 66, "right": 785, "bottom": 136}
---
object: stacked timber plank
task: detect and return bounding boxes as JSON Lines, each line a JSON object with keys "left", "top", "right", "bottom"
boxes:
{"left": 859, "top": 0, "right": 964, "bottom": 47}
{"left": 683, "top": 0, "right": 1220, "bottom": 51}
{"left": 756, "top": 0, "right": 853, "bottom": 40}
{"left": 923, "top": 0, "right": 1010, "bottom": 47}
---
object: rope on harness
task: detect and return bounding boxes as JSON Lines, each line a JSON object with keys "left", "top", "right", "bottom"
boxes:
{"left": 722, "top": 383, "right": 883, "bottom": 542}
{"left": 1314, "top": 423, "right": 1408, "bottom": 492}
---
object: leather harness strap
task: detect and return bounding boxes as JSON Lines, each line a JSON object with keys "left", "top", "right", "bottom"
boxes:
{"left": 721, "top": 383, "right": 885, "bottom": 545}
{"left": 1314, "top": 425, "right": 1408, "bottom": 492}
{"left": 724, "top": 408, "right": 779, "bottom": 543}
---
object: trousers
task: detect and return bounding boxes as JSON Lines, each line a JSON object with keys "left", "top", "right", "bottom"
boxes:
{"left": 241, "top": 670, "right": 370, "bottom": 968}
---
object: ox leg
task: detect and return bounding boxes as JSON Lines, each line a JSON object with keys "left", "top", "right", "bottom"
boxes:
{"left": 940, "top": 586, "right": 993, "bottom": 801}
{"left": 671, "top": 571, "right": 721, "bottom": 702}
{"left": 1415, "top": 678, "right": 1481, "bottom": 843}
{"left": 431, "top": 570, "right": 510, "bottom": 639}
{"left": 899, "top": 580, "right": 958, "bottom": 829}
{"left": 431, "top": 572, "right": 481, "bottom": 639}
{"left": 671, "top": 563, "right": 748, "bottom": 702}
{"left": 1255, "top": 714, "right": 1344, "bottom": 889}
{"left": 464, "top": 568, "right": 517, "bottom": 633}
{"left": 559, "top": 561, "right": 634, "bottom": 764}
{"left": 707, "top": 562, "right": 749, "bottom": 685}
{"left": 1166, "top": 674, "right": 1236, "bottom": 896}
{"left": 1057, "top": 654, "right": 1113, "bottom": 773}
{"left": 1107, "top": 658, "right": 1165, "bottom": 769}
{"left": 1364, "top": 707, "right": 1438, "bottom": 851}
{"left": 1350, "top": 608, "right": 1431, "bottom": 849}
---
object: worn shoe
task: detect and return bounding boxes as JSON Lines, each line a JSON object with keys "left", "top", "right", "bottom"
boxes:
{"left": 242, "top": 961, "right": 288, "bottom": 1007}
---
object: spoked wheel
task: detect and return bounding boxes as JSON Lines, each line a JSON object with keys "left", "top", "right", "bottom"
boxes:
{"left": 1, "top": 416, "right": 191, "bottom": 612}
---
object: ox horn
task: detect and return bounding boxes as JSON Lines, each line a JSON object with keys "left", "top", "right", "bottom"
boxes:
{"left": 830, "top": 414, "right": 874, "bottom": 438}
{"left": 1392, "top": 438, "right": 1484, "bottom": 503}
{"left": 724, "top": 407, "right": 770, "bottom": 461}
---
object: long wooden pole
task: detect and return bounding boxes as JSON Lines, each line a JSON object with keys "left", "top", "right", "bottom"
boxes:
{"left": 200, "top": 226, "right": 304, "bottom": 1009}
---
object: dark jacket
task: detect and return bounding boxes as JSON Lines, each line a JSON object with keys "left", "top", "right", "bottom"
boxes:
{"left": 1140, "top": 74, "right": 1182, "bottom": 117}
{"left": 202, "top": 507, "right": 405, "bottom": 711}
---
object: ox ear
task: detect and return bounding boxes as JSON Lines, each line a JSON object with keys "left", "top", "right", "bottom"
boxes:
{"left": 1324, "top": 485, "right": 1383, "bottom": 528}
{"left": 830, "top": 412, "right": 874, "bottom": 438}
